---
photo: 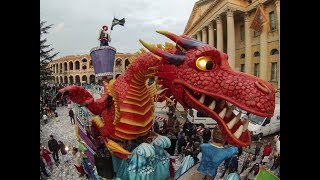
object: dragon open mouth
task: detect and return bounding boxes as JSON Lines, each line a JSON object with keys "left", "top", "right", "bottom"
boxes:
{"left": 171, "top": 81, "right": 251, "bottom": 147}
{"left": 184, "top": 88, "right": 252, "bottom": 146}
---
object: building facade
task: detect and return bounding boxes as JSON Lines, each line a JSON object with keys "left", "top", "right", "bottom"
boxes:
{"left": 184, "top": 0, "right": 280, "bottom": 90}
{"left": 48, "top": 53, "right": 134, "bottom": 84}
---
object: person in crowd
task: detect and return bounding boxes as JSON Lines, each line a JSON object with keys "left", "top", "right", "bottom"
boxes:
{"left": 43, "top": 113, "right": 48, "bottom": 124}
{"left": 261, "top": 142, "right": 272, "bottom": 165}
{"left": 72, "top": 147, "right": 86, "bottom": 177}
{"left": 246, "top": 163, "right": 260, "bottom": 180}
{"left": 253, "top": 139, "right": 263, "bottom": 161}
{"left": 197, "top": 127, "right": 238, "bottom": 180}
{"left": 153, "top": 121, "right": 160, "bottom": 134}
{"left": 40, "top": 153, "right": 50, "bottom": 178}
{"left": 48, "top": 135, "right": 60, "bottom": 164}
{"left": 58, "top": 141, "right": 69, "bottom": 164}
{"left": 240, "top": 154, "right": 253, "bottom": 174}
{"left": 41, "top": 146, "right": 53, "bottom": 170}
{"left": 67, "top": 98, "right": 72, "bottom": 109}
{"left": 202, "top": 127, "right": 211, "bottom": 143}
{"left": 69, "top": 108, "right": 75, "bottom": 125}
{"left": 220, "top": 153, "right": 239, "bottom": 178}
{"left": 177, "top": 131, "right": 186, "bottom": 155}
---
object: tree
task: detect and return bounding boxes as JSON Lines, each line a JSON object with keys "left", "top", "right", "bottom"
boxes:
{"left": 40, "top": 19, "right": 59, "bottom": 83}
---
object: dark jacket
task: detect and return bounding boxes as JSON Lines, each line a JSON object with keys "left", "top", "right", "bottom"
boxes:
{"left": 69, "top": 109, "right": 74, "bottom": 117}
{"left": 202, "top": 128, "right": 211, "bottom": 143}
{"left": 48, "top": 139, "right": 59, "bottom": 152}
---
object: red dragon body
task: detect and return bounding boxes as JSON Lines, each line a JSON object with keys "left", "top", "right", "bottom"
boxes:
{"left": 56, "top": 30, "right": 275, "bottom": 158}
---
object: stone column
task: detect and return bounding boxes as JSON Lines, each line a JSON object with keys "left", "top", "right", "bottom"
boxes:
{"left": 216, "top": 15, "right": 223, "bottom": 51}
{"left": 259, "top": 6, "right": 268, "bottom": 81}
{"left": 208, "top": 23, "right": 214, "bottom": 47}
{"left": 226, "top": 8, "right": 236, "bottom": 69}
{"left": 275, "top": 0, "right": 280, "bottom": 89}
{"left": 201, "top": 27, "right": 207, "bottom": 44}
{"left": 275, "top": 0, "right": 280, "bottom": 37}
{"left": 197, "top": 31, "right": 201, "bottom": 41}
{"left": 244, "top": 13, "right": 252, "bottom": 74}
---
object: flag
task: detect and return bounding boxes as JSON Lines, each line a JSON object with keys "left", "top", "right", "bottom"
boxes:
{"left": 250, "top": 5, "right": 267, "bottom": 32}
{"left": 111, "top": 17, "right": 125, "bottom": 30}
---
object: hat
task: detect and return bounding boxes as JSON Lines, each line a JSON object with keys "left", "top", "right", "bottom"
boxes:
{"left": 102, "top": 25, "right": 108, "bottom": 29}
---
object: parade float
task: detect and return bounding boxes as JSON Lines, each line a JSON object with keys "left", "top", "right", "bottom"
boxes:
{"left": 55, "top": 30, "right": 276, "bottom": 179}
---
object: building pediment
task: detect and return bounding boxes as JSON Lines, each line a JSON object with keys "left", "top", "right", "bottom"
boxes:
{"left": 184, "top": 0, "right": 221, "bottom": 34}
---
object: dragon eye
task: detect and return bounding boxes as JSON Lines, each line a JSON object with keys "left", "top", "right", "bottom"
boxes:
{"left": 196, "top": 56, "right": 214, "bottom": 71}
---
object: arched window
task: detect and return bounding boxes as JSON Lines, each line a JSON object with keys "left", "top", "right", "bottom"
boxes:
{"left": 64, "top": 76, "right": 68, "bottom": 84}
{"left": 270, "top": 49, "right": 279, "bottom": 55}
{"left": 240, "top": 54, "right": 245, "bottom": 59}
{"left": 60, "top": 76, "right": 63, "bottom": 83}
{"left": 69, "top": 76, "right": 74, "bottom": 84}
{"left": 89, "top": 75, "right": 95, "bottom": 84}
{"left": 82, "top": 75, "right": 87, "bottom": 83}
{"left": 254, "top": 51, "right": 260, "bottom": 57}
{"left": 115, "top": 59, "right": 122, "bottom": 67}
{"left": 125, "top": 59, "right": 130, "bottom": 70}
{"left": 64, "top": 62, "right": 67, "bottom": 71}
{"left": 69, "top": 62, "right": 74, "bottom": 70}
{"left": 75, "top": 75, "right": 80, "bottom": 84}
{"left": 75, "top": 61, "right": 80, "bottom": 70}
{"left": 82, "top": 59, "right": 87, "bottom": 70}
{"left": 59, "top": 63, "right": 62, "bottom": 73}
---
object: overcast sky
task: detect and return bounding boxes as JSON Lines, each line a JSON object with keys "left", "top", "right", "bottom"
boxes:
{"left": 41, "top": 0, "right": 198, "bottom": 59}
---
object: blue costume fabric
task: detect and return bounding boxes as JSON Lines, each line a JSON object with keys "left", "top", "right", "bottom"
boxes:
{"left": 112, "top": 136, "right": 171, "bottom": 180}
{"left": 174, "top": 155, "right": 195, "bottom": 180}
{"left": 197, "top": 143, "right": 237, "bottom": 178}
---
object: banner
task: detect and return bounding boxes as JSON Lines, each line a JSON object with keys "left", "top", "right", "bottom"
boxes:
{"left": 250, "top": 5, "right": 268, "bottom": 32}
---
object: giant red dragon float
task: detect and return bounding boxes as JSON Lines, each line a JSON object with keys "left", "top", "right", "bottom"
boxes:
{"left": 55, "top": 30, "right": 275, "bottom": 159}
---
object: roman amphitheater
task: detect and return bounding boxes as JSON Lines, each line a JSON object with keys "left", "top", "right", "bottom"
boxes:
{"left": 48, "top": 53, "right": 134, "bottom": 84}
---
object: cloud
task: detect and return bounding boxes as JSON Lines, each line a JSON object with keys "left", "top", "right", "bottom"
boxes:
{"left": 51, "top": 22, "right": 65, "bottom": 33}
{"left": 40, "top": 0, "right": 198, "bottom": 58}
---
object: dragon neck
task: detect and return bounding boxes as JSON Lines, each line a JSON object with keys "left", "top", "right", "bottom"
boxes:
{"left": 110, "top": 53, "right": 162, "bottom": 128}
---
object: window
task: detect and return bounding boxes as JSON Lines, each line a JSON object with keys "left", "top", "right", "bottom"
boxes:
{"left": 197, "top": 111, "right": 209, "bottom": 117}
{"left": 262, "top": 117, "right": 271, "bottom": 126}
{"left": 254, "top": 63, "right": 259, "bottom": 77}
{"left": 240, "top": 64, "right": 245, "bottom": 72}
{"left": 240, "top": 25, "right": 245, "bottom": 41}
{"left": 271, "top": 62, "right": 277, "bottom": 81}
{"left": 188, "top": 109, "right": 194, "bottom": 117}
{"left": 270, "top": 49, "right": 279, "bottom": 55}
{"left": 269, "top": 11, "right": 277, "bottom": 32}
{"left": 254, "top": 51, "right": 260, "bottom": 57}
{"left": 240, "top": 54, "right": 245, "bottom": 59}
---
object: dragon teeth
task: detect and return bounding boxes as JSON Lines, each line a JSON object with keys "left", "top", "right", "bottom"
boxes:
{"left": 219, "top": 108, "right": 227, "bottom": 119}
{"left": 199, "top": 94, "right": 205, "bottom": 104}
{"left": 208, "top": 100, "right": 216, "bottom": 110}
{"left": 234, "top": 125, "right": 243, "bottom": 139}
{"left": 225, "top": 105, "right": 235, "bottom": 118}
{"left": 242, "top": 120, "right": 249, "bottom": 132}
{"left": 227, "top": 113, "right": 241, "bottom": 129}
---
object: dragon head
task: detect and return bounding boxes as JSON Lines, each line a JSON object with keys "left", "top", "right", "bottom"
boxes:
{"left": 140, "top": 31, "right": 276, "bottom": 147}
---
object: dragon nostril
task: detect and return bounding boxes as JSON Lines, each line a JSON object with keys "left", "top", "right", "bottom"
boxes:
{"left": 255, "top": 81, "right": 270, "bottom": 94}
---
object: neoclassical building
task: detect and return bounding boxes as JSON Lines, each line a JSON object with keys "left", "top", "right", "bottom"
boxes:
{"left": 48, "top": 53, "right": 134, "bottom": 84}
{"left": 184, "top": 0, "right": 280, "bottom": 89}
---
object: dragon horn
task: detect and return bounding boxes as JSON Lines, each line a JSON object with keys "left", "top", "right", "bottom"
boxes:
{"left": 156, "top": 30, "right": 206, "bottom": 51}
{"left": 139, "top": 39, "right": 185, "bottom": 65}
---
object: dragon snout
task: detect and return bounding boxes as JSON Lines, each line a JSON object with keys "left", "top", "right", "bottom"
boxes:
{"left": 254, "top": 81, "right": 271, "bottom": 94}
